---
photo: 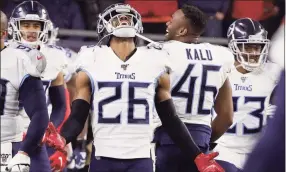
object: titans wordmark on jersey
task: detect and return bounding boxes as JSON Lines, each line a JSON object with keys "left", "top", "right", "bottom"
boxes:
{"left": 76, "top": 45, "right": 171, "bottom": 159}
{"left": 0, "top": 43, "right": 46, "bottom": 143}
{"left": 216, "top": 62, "right": 281, "bottom": 153}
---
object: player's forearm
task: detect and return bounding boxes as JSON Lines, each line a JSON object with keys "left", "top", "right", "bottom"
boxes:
{"left": 49, "top": 85, "right": 67, "bottom": 128}
{"left": 156, "top": 99, "right": 201, "bottom": 160}
{"left": 210, "top": 115, "right": 233, "bottom": 142}
{"left": 19, "top": 76, "right": 49, "bottom": 155}
{"left": 66, "top": 74, "right": 77, "bottom": 102}
{"left": 60, "top": 99, "right": 90, "bottom": 144}
{"left": 56, "top": 88, "right": 71, "bottom": 131}
{"left": 77, "top": 117, "right": 89, "bottom": 140}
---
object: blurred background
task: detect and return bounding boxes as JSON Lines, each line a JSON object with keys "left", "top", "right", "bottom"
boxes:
{"left": 1, "top": 0, "right": 285, "bottom": 51}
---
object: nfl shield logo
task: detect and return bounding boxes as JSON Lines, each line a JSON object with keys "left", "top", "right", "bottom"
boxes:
{"left": 241, "top": 77, "right": 247, "bottom": 83}
{"left": 121, "top": 64, "right": 129, "bottom": 70}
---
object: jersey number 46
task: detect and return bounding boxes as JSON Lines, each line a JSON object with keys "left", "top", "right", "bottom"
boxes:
{"left": 171, "top": 64, "right": 221, "bottom": 115}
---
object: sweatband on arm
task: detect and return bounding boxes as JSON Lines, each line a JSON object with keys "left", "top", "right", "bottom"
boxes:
{"left": 19, "top": 76, "right": 49, "bottom": 155}
{"left": 60, "top": 99, "right": 90, "bottom": 144}
{"left": 155, "top": 99, "right": 201, "bottom": 160}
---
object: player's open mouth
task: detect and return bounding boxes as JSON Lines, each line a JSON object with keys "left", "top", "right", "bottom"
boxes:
{"left": 120, "top": 20, "right": 129, "bottom": 26}
{"left": 249, "top": 59, "right": 258, "bottom": 64}
{"left": 26, "top": 36, "right": 37, "bottom": 41}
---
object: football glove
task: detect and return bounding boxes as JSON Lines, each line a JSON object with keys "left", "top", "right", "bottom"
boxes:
{"left": 264, "top": 104, "right": 277, "bottom": 119}
{"left": 22, "top": 122, "right": 65, "bottom": 149}
{"left": 44, "top": 122, "right": 66, "bottom": 151}
{"left": 66, "top": 143, "right": 75, "bottom": 170}
{"left": 49, "top": 150, "right": 67, "bottom": 172}
{"left": 194, "top": 152, "right": 225, "bottom": 172}
{"left": 5, "top": 152, "right": 30, "bottom": 172}
{"left": 74, "top": 147, "right": 87, "bottom": 169}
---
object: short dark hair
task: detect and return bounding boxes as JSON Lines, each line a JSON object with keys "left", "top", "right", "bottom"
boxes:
{"left": 181, "top": 4, "right": 207, "bottom": 35}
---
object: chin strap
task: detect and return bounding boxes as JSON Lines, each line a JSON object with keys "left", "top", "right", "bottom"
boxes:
{"left": 96, "top": 33, "right": 112, "bottom": 46}
{"left": 97, "top": 30, "right": 163, "bottom": 49}
{"left": 235, "top": 64, "right": 243, "bottom": 69}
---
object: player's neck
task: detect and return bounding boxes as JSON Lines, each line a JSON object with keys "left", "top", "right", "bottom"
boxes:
{"left": 235, "top": 61, "right": 250, "bottom": 74}
{"left": 110, "top": 37, "right": 136, "bottom": 62}
{"left": 0, "top": 40, "right": 4, "bottom": 50}
{"left": 175, "top": 36, "right": 197, "bottom": 44}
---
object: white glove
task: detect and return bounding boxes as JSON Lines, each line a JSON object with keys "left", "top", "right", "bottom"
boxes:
{"left": 264, "top": 104, "right": 277, "bottom": 119}
{"left": 6, "top": 152, "right": 30, "bottom": 172}
{"left": 66, "top": 143, "right": 75, "bottom": 170}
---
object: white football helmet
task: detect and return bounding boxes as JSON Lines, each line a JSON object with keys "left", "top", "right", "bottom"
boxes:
{"left": 47, "top": 22, "right": 59, "bottom": 45}
{"left": 97, "top": 3, "right": 143, "bottom": 41}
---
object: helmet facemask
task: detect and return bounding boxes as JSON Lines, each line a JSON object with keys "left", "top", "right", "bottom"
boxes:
{"left": 9, "top": 15, "right": 51, "bottom": 46}
{"left": 47, "top": 22, "right": 59, "bottom": 45}
{"left": 229, "top": 37, "right": 270, "bottom": 72}
{"left": 97, "top": 4, "right": 143, "bottom": 40}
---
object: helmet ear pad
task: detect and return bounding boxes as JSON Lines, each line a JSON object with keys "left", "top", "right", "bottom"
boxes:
{"left": 105, "top": 21, "right": 113, "bottom": 33}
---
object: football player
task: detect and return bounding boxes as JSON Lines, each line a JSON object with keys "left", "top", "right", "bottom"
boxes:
{"left": 152, "top": 4, "right": 233, "bottom": 172}
{"left": 47, "top": 23, "right": 78, "bottom": 84}
{"left": 8, "top": 0, "right": 70, "bottom": 170}
{"left": 0, "top": 10, "right": 49, "bottom": 172}
{"left": 47, "top": 21, "right": 90, "bottom": 172}
{"left": 49, "top": 3, "right": 223, "bottom": 172}
{"left": 9, "top": 0, "right": 70, "bottom": 132}
{"left": 214, "top": 18, "right": 282, "bottom": 171}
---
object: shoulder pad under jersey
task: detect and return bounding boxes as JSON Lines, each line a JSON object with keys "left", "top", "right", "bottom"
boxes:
{"left": 12, "top": 43, "right": 47, "bottom": 77}
{"left": 75, "top": 45, "right": 100, "bottom": 71}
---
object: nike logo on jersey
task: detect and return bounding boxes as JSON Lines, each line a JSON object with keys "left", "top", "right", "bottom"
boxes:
{"left": 37, "top": 56, "right": 43, "bottom": 60}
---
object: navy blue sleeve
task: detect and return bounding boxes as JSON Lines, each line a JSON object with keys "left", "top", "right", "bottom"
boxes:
{"left": 19, "top": 76, "right": 49, "bottom": 155}
{"left": 49, "top": 85, "right": 66, "bottom": 128}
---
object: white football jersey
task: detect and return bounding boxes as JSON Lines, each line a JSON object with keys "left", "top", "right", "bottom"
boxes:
{"left": 63, "top": 48, "right": 78, "bottom": 82}
{"left": 0, "top": 43, "right": 46, "bottom": 143}
{"left": 216, "top": 62, "right": 281, "bottom": 153}
{"left": 76, "top": 45, "right": 171, "bottom": 159}
{"left": 154, "top": 40, "right": 234, "bottom": 127}
{"left": 21, "top": 44, "right": 68, "bottom": 130}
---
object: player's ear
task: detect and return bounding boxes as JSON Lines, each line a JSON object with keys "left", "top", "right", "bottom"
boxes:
{"left": 1, "top": 30, "right": 7, "bottom": 39}
{"left": 177, "top": 27, "right": 188, "bottom": 36}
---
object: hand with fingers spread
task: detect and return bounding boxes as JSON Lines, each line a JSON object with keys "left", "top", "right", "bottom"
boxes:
{"left": 194, "top": 152, "right": 225, "bottom": 172}
{"left": 44, "top": 122, "right": 66, "bottom": 151}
